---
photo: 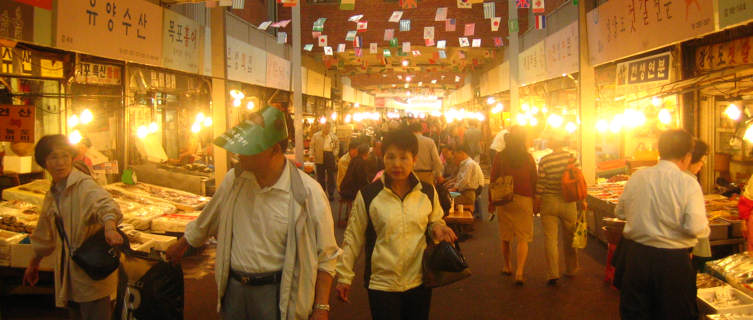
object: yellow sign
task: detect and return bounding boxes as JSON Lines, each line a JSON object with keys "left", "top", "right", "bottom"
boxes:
{"left": 695, "top": 35, "right": 753, "bottom": 73}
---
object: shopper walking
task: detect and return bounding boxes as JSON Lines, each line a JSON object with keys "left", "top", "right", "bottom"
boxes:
{"left": 337, "top": 141, "right": 360, "bottom": 195}
{"left": 335, "top": 129, "right": 457, "bottom": 320}
{"left": 166, "top": 107, "right": 341, "bottom": 320}
{"left": 311, "top": 122, "right": 340, "bottom": 199}
{"left": 464, "top": 120, "right": 482, "bottom": 161}
{"left": 339, "top": 144, "right": 377, "bottom": 201}
{"left": 535, "top": 136, "right": 580, "bottom": 286}
{"left": 614, "top": 130, "right": 709, "bottom": 320}
{"left": 488, "top": 128, "right": 508, "bottom": 167}
{"left": 23, "top": 135, "right": 124, "bottom": 320}
{"left": 411, "top": 122, "right": 444, "bottom": 186}
{"left": 489, "top": 127, "right": 537, "bottom": 285}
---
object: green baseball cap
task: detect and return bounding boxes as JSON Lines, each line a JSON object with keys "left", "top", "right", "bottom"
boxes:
{"left": 214, "top": 106, "right": 289, "bottom": 155}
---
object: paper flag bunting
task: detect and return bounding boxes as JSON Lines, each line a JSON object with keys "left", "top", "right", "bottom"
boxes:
{"left": 402, "top": 42, "right": 411, "bottom": 53}
{"left": 354, "top": 48, "right": 362, "bottom": 57}
{"left": 533, "top": 0, "right": 544, "bottom": 13}
{"left": 423, "top": 26, "right": 434, "bottom": 40}
{"left": 340, "top": 0, "right": 355, "bottom": 10}
{"left": 457, "top": 0, "right": 471, "bottom": 9}
{"left": 337, "top": 43, "right": 346, "bottom": 53}
{"left": 389, "top": 11, "right": 403, "bottom": 22}
{"left": 445, "top": 19, "right": 456, "bottom": 32}
{"left": 400, "top": 0, "right": 417, "bottom": 9}
{"left": 494, "top": 37, "right": 503, "bottom": 47}
{"left": 312, "top": 31, "right": 322, "bottom": 38}
{"left": 318, "top": 35, "right": 328, "bottom": 47}
{"left": 509, "top": 19, "right": 519, "bottom": 32}
{"left": 271, "top": 20, "right": 291, "bottom": 28}
{"left": 370, "top": 43, "right": 378, "bottom": 54}
{"left": 411, "top": 50, "right": 421, "bottom": 56}
{"left": 384, "top": 29, "right": 395, "bottom": 41}
{"left": 348, "top": 14, "right": 363, "bottom": 22}
{"left": 472, "top": 38, "right": 481, "bottom": 47}
{"left": 258, "top": 21, "right": 272, "bottom": 30}
{"left": 483, "top": 2, "right": 495, "bottom": 19}
{"left": 304, "top": 44, "right": 313, "bottom": 51}
{"left": 390, "top": 38, "right": 399, "bottom": 47}
{"left": 280, "top": 0, "right": 297, "bottom": 7}
{"left": 458, "top": 51, "right": 466, "bottom": 59}
{"left": 455, "top": 75, "right": 461, "bottom": 82}
{"left": 354, "top": 36, "right": 362, "bottom": 48}
{"left": 383, "top": 49, "right": 391, "bottom": 57}
{"left": 345, "top": 31, "right": 357, "bottom": 41}
{"left": 535, "top": 15, "right": 546, "bottom": 29}
{"left": 277, "top": 32, "right": 287, "bottom": 44}
{"left": 437, "top": 40, "right": 446, "bottom": 49}
{"left": 516, "top": 0, "right": 530, "bottom": 8}
{"left": 357, "top": 21, "right": 368, "bottom": 31}
{"left": 459, "top": 37, "right": 470, "bottom": 47}
{"left": 464, "top": 23, "right": 475, "bottom": 36}
{"left": 491, "top": 17, "right": 502, "bottom": 31}
{"left": 324, "top": 46, "right": 333, "bottom": 55}
{"left": 313, "top": 18, "right": 327, "bottom": 29}
{"left": 439, "top": 50, "right": 447, "bottom": 59}
{"left": 435, "top": 7, "right": 448, "bottom": 21}
{"left": 470, "top": 0, "right": 483, "bottom": 3}
{"left": 400, "top": 20, "right": 411, "bottom": 32}
{"left": 424, "top": 38, "right": 435, "bottom": 46}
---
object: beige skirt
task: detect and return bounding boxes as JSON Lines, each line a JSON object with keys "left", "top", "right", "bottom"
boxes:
{"left": 497, "top": 195, "right": 534, "bottom": 242}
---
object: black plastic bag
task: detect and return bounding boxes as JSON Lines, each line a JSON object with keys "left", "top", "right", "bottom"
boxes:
{"left": 115, "top": 253, "right": 184, "bottom": 320}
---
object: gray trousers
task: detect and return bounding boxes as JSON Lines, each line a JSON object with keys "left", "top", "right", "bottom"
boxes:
{"left": 68, "top": 297, "right": 112, "bottom": 320}
{"left": 222, "top": 277, "right": 281, "bottom": 320}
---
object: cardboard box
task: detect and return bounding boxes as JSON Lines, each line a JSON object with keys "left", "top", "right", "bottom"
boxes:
{"left": 3, "top": 156, "right": 32, "bottom": 174}
{"left": 10, "top": 243, "right": 56, "bottom": 271}
{"left": 698, "top": 286, "right": 753, "bottom": 315}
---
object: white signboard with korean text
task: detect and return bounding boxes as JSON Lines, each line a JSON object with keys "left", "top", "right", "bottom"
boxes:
{"left": 545, "top": 21, "right": 578, "bottom": 79}
{"left": 518, "top": 41, "right": 547, "bottom": 85}
{"left": 57, "top": 0, "right": 163, "bottom": 66}
{"left": 226, "top": 36, "right": 266, "bottom": 86}
{"left": 266, "top": 53, "right": 291, "bottom": 91}
{"left": 162, "top": 10, "right": 201, "bottom": 74}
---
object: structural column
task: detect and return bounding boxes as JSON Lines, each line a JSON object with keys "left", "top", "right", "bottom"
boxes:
{"left": 211, "top": 7, "right": 229, "bottom": 186}
{"left": 508, "top": 0, "right": 520, "bottom": 116}
{"left": 578, "top": 1, "right": 596, "bottom": 184}
{"left": 292, "top": 2, "right": 304, "bottom": 163}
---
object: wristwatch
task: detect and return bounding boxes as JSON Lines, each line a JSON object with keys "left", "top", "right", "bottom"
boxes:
{"left": 313, "top": 304, "right": 330, "bottom": 312}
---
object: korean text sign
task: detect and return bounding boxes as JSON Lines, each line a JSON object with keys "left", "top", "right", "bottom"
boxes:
{"left": 163, "top": 9, "right": 201, "bottom": 74}
{"left": 0, "top": 105, "right": 35, "bottom": 143}
{"left": 56, "top": 0, "right": 163, "bottom": 66}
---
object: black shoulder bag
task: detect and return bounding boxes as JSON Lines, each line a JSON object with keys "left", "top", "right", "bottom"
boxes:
{"left": 54, "top": 214, "right": 126, "bottom": 280}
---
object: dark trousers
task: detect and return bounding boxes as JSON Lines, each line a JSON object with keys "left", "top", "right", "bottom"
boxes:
{"left": 316, "top": 151, "right": 337, "bottom": 198}
{"left": 618, "top": 239, "right": 697, "bottom": 320}
{"left": 367, "top": 285, "right": 432, "bottom": 320}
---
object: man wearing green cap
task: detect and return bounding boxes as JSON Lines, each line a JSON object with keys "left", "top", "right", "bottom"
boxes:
{"left": 166, "top": 107, "right": 342, "bottom": 320}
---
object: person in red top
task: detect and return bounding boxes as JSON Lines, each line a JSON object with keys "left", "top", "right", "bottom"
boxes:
{"left": 489, "top": 126, "right": 537, "bottom": 285}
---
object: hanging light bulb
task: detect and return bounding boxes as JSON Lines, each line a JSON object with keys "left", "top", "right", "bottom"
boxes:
{"left": 246, "top": 100, "right": 255, "bottom": 110}
{"left": 203, "top": 117, "right": 213, "bottom": 127}
{"left": 68, "top": 130, "right": 83, "bottom": 144}
{"left": 744, "top": 124, "right": 753, "bottom": 143}
{"left": 80, "top": 109, "right": 93, "bottom": 124}
{"left": 565, "top": 122, "right": 577, "bottom": 133}
{"left": 610, "top": 114, "right": 624, "bottom": 133}
{"left": 623, "top": 109, "right": 646, "bottom": 128}
{"left": 137, "top": 125, "right": 149, "bottom": 139}
{"left": 191, "top": 122, "right": 201, "bottom": 133}
{"left": 521, "top": 103, "right": 530, "bottom": 112}
{"left": 658, "top": 108, "right": 672, "bottom": 125}
{"left": 725, "top": 104, "right": 742, "bottom": 121}
{"left": 331, "top": 112, "right": 338, "bottom": 121}
{"left": 529, "top": 117, "right": 538, "bottom": 126}
{"left": 516, "top": 114, "right": 528, "bottom": 126}
{"left": 651, "top": 96, "right": 663, "bottom": 107}
{"left": 596, "top": 119, "right": 609, "bottom": 133}
{"left": 68, "top": 115, "right": 80, "bottom": 128}
{"left": 345, "top": 114, "right": 352, "bottom": 123}
{"left": 402, "top": 60, "right": 409, "bottom": 67}
{"left": 149, "top": 122, "right": 159, "bottom": 133}
{"left": 487, "top": 97, "right": 495, "bottom": 105}
{"left": 354, "top": 103, "right": 360, "bottom": 108}
{"left": 319, "top": 117, "right": 327, "bottom": 124}
{"left": 196, "top": 112, "right": 206, "bottom": 123}
{"left": 547, "top": 114, "right": 564, "bottom": 128}
{"left": 233, "top": 99, "right": 242, "bottom": 107}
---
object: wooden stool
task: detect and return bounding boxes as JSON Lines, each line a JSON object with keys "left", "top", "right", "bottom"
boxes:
{"left": 336, "top": 198, "right": 353, "bottom": 228}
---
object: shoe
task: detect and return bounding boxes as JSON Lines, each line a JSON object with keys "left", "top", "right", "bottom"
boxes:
{"left": 514, "top": 275, "right": 525, "bottom": 286}
{"left": 547, "top": 279, "right": 559, "bottom": 286}
{"left": 501, "top": 269, "right": 512, "bottom": 276}
{"left": 563, "top": 272, "right": 577, "bottom": 278}
{"left": 488, "top": 213, "right": 496, "bottom": 222}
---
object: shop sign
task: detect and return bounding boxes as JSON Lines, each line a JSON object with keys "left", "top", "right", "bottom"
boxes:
{"left": 0, "top": 0, "right": 53, "bottom": 46}
{"left": 518, "top": 41, "right": 547, "bottom": 85}
{"left": 56, "top": 0, "right": 163, "bottom": 67}
{"left": 0, "top": 105, "right": 34, "bottom": 143}
{"left": 75, "top": 62, "right": 122, "bottom": 85}
{"left": 616, "top": 52, "right": 671, "bottom": 85}
{"left": 545, "top": 21, "right": 578, "bottom": 79}
{"left": 0, "top": 45, "right": 64, "bottom": 78}
{"left": 162, "top": 9, "right": 201, "bottom": 74}
{"left": 695, "top": 35, "right": 753, "bottom": 73}
{"left": 718, "top": 0, "right": 753, "bottom": 29}
{"left": 202, "top": 26, "right": 212, "bottom": 76}
{"left": 266, "top": 54, "right": 290, "bottom": 91}
{"left": 148, "top": 70, "right": 177, "bottom": 91}
{"left": 226, "top": 36, "right": 266, "bottom": 86}
{"left": 586, "top": 0, "right": 714, "bottom": 66}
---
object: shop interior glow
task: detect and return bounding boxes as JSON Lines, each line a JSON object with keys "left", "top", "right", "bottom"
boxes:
{"left": 596, "top": 119, "right": 609, "bottom": 133}
{"left": 319, "top": 117, "right": 327, "bottom": 124}
{"left": 246, "top": 101, "right": 255, "bottom": 110}
{"left": 565, "top": 122, "right": 577, "bottom": 133}
{"left": 658, "top": 108, "right": 672, "bottom": 125}
{"left": 354, "top": 103, "right": 360, "bottom": 108}
{"left": 528, "top": 117, "right": 538, "bottom": 126}
{"left": 402, "top": 60, "right": 409, "bottom": 67}
{"left": 80, "top": 109, "right": 93, "bottom": 124}
{"left": 331, "top": 112, "right": 337, "bottom": 121}
{"left": 430, "top": 110, "right": 443, "bottom": 117}
{"left": 149, "top": 122, "right": 159, "bottom": 133}
{"left": 405, "top": 76, "right": 412, "bottom": 82}
{"left": 651, "top": 96, "right": 663, "bottom": 107}
{"left": 68, "top": 130, "right": 83, "bottom": 144}
{"left": 68, "top": 115, "right": 80, "bottom": 128}
{"left": 191, "top": 122, "right": 201, "bottom": 133}
{"left": 623, "top": 109, "right": 646, "bottom": 128}
{"left": 491, "top": 103, "right": 504, "bottom": 114}
{"left": 196, "top": 112, "right": 206, "bottom": 123}
{"left": 547, "top": 114, "right": 564, "bottom": 128}
{"left": 610, "top": 114, "right": 624, "bottom": 133}
{"left": 516, "top": 114, "right": 528, "bottom": 126}
{"left": 344, "top": 114, "right": 352, "bottom": 123}
{"left": 530, "top": 106, "right": 539, "bottom": 115}
{"left": 521, "top": 103, "right": 530, "bottom": 112}
{"left": 487, "top": 97, "right": 495, "bottom": 105}
{"left": 137, "top": 125, "right": 149, "bottom": 139}
{"left": 725, "top": 104, "right": 742, "bottom": 121}
{"left": 203, "top": 117, "right": 213, "bottom": 127}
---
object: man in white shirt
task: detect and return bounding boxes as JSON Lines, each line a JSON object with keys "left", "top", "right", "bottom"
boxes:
{"left": 166, "top": 107, "right": 341, "bottom": 320}
{"left": 311, "top": 123, "right": 340, "bottom": 198}
{"left": 489, "top": 128, "right": 508, "bottom": 165}
{"left": 410, "top": 123, "right": 444, "bottom": 185}
{"left": 614, "top": 129, "right": 709, "bottom": 320}
{"left": 448, "top": 144, "right": 485, "bottom": 212}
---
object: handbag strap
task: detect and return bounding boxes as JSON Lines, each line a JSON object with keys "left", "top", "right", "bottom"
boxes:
{"left": 53, "top": 213, "right": 73, "bottom": 258}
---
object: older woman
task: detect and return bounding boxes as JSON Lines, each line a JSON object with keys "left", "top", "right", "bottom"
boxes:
{"left": 23, "top": 135, "right": 123, "bottom": 320}
{"left": 335, "top": 129, "right": 457, "bottom": 320}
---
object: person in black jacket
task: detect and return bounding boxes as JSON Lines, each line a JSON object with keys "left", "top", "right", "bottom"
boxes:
{"left": 340, "top": 144, "right": 377, "bottom": 201}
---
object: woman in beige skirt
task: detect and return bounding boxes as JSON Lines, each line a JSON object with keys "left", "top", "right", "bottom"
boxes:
{"left": 489, "top": 127, "right": 537, "bottom": 285}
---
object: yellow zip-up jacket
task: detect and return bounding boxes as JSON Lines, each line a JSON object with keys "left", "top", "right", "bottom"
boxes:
{"left": 336, "top": 173, "right": 446, "bottom": 292}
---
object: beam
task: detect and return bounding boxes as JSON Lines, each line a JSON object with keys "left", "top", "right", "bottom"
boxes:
{"left": 292, "top": 2, "right": 304, "bottom": 163}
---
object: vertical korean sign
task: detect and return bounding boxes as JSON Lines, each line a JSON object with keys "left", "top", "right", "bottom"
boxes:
{"left": 545, "top": 21, "right": 578, "bottom": 79}
{"left": 266, "top": 54, "right": 290, "bottom": 91}
{"left": 0, "top": 105, "right": 35, "bottom": 143}
{"left": 163, "top": 10, "right": 201, "bottom": 74}
{"left": 225, "top": 36, "right": 266, "bottom": 86}
{"left": 518, "top": 41, "right": 547, "bottom": 85}
{"left": 56, "top": 0, "right": 163, "bottom": 66}
{"left": 718, "top": 0, "right": 753, "bottom": 29}
{"left": 0, "top": 0, "right": 53, "bottom": 46}
{"left": 587, "top": 0, "right": 714, "bottom": 66}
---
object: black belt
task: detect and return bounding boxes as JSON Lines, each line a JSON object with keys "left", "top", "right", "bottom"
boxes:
{"left": 230, "top": 270, "right": 283, "bottom": 286}
{"left": 415, "top": 169, "right": 433, "bottom": 172}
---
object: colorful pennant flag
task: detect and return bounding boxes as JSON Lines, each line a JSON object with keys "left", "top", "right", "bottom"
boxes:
{"left": 280, "top": 0, "right": 296, "bottom": 7}
{"left": 483, "top": 2, "right": 495, "bottom": 19}
{"left": 348, "top": 14, "right": 363, "bottom": 22}
{"left": 354, "top": 48, "right": 362, "bottom": 57}
{"left": 277, "top": 32, "right": 287, "bottom": 44}
{"left": 491, "top": 17, "right": 502, "bottom": 31}
{"left": 303, "top": 44, "right": 313, "bottom": 51}
{"left": 389, "top": 11, "right": 403, "bottom": 23}
{"left": 258, "top": 21, "right": 272, "bottom": 30}
{"left": 533, "top": 0, "right": 545, "bottom": 13}
{"left": 270, "top": 20, "right": 291, "bottom": 28}
{"left": 345, "top": 30, "right": 357, "bottom": 41}
{"left": 411, "top": 50, "right": 421, "bottom": 56}
{"left": 435, "top": 7, "right": 448, "bottom": 21}
{"left": 370, "top": 42, "right": 378, "bottom": 54}
{"left": 458, "top": 51, "right": 466, "bottom": 59}
{"left": 446, "top": 19, "right": 456, "bottom": 32}
{"left": 535, "top": 15, "right": 546, "bottom": 29}
{"left": 390, "top": 38, "right": 399, "bottom": 47}
{"left": 337, "top": 43, "right": 346, "bottom": 53}
{"left": 509, "top": 19, "right": 519, "bottom": 32}
{"left": 312, "top": 31, "right": 322, "bottom": 38}
{"left": 423, "top": 26, "right": 435, "bottom": 40}
{"left": 340, "top": 0, "right": 355, "bottom": 10}
{"left": 516, "top": 0, "right": 530, "bottom": 8}
{"left": 318, "top": 35, "right": 328, "bottom": 47}
{"left": 324, "top": 46, "right": 333, "bottom": 55}
{"left": 354, "top": 36, "right": 362, "bottom": 47}
{"left": 472, "top": 38, "right": 481, "bottom": 47}
{"left": 383, "top": 49, "right": 392, "bottom": 57}
{"left": 457, "top": 0, "right": 471, "bottom": 9}
{"left": 464, "top": 23, "right": 475, "bottom": 36}
{"left": 400, "top": 20, "right": 411, "bottom": 32}
{"left": 402, "top": 42, "right": 411, "bottom": 53}
{"left": 384, "top": 29, "right": 394, "bottom": 41}
{"left": 494, "top": 37, "right": 503, "bottom": 47}
{"left": 425, "top": 38, "right": 435, "bottom": 46}
{"left": 357, "top": 21, "right": 368, "bottom": 32}
{"left": 313, "top": 18, "right": 327, "bottom": 31}
{"left": 439, "top": 50, "right": 447, "bottom": 59}
{"left": 459, "top": 37, "right": 470, "bottom": 47}
{"left": 437, "top": 40, "right": 446, "bottom": 49}
{"left": 400, "top": 0, "right": 417, "bottom": 9}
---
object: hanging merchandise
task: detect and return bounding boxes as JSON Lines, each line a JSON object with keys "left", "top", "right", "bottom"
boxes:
{"left": 383, "top": 49, "right": 392, "bottom": 57}
{"left": 340, "top": 0, "right": 355, "bottom": 10}
{"left": 389, "top": 11, "right": 404, "bottom": 22}
{"left": 446, "top": 18, "right": 456, "bottom": 32}
{"left": 304, "top": 44, "right": 314, "bottom": 51}
{"left": 494, "top": 37, "right": 504, "bottom": 47}
{"left": 390, "top": 38, "right": 399, "bottom": 48}
{"left": 354, "top": 36, "right": 362, "bottom": 48}
{"left": 509, "top": 19, "right": 519, "bottom": 32}
{"left": 313, "top": 18, "right": 327, "bottom": 32}
{"left": 533, "top": 0, "right": 545, "bottom": 13}
{"left": 439, "top": 50, "right": 447, "bottom": 59}
{"left": 491, "top": 17, "right": 502, "bottom": 31}
{"left": 483, "top": 2, "right": 495, "bottom": 19}
{"left": 270, "top": 20, "right": 291, "bottom": 28}
{"left": 324, "top": 46, "right": 334, "bottom": 55}
{"left": 370, "top": 43, "right": 378, "bottom": 54}
{"left": 425, "top": 38, "right": 435, "bottom": 46}
{"left": 402, "top": 42, "right": 411, "bottom": 53}
{"left": 435, "top": 7, "right": 448, "bottom": 21}
{"left": 464, "top": 23, "right": 475, "bottom": 36}
{"left": 348, "top": 14, "right": 363, "bottom": 22}
{"left": 400, "top": 20, "right": 411, "bottom": 32}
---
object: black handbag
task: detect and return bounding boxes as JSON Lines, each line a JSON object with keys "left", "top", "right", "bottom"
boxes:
{"left": 54, "top": 214, "right": 126, "bottom": 280}
{"left": 422, "top": 240, "right": 471, "bottom": 288}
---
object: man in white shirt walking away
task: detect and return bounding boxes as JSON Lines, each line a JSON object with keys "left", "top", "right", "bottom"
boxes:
{"left": 311, "top": 123, "right": 340, "bottom": 199}
{"left": 614, "top": 129, "right": 709, "bottom": 320}
{"left": 410, "top": 123, "right": 444, "bottom": 186}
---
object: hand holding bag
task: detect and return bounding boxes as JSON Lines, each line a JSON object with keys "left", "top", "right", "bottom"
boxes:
{"left": 422, "top": 240, "right": 472, "bottom": 288}
{"left": 54, "top": 214, "right": 126, "bottom": 280}
{"left": 490, "top": 157, "right": 514, "bottom": 205}
{"left": 572, "top": 209, "right": 588, "bottom": 249}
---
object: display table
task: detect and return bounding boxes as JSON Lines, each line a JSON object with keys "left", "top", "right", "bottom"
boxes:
{"left": 131, "top": 163, "right": 214, "bottom": 196}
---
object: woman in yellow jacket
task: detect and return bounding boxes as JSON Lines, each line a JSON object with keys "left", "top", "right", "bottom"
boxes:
{"left": 335, "top": 129, "right": 457, "bottom": 320}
